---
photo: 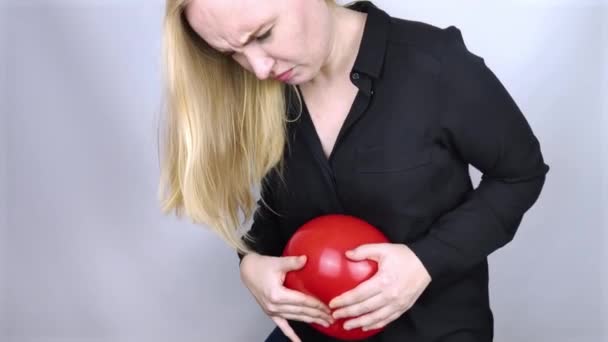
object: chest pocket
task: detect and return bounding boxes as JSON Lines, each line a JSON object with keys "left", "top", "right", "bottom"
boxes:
{"left": 355, "top": 146, "right": 432, "bottom": 173}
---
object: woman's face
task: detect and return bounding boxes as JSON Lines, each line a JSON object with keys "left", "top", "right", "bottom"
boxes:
{"left": 184, "top": 0, "right": 334, "bottom": 84}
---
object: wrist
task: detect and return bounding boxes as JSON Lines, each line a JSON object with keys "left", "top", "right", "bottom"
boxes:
{"left": 240, "top": 252, "right": 260, "bottom": 268}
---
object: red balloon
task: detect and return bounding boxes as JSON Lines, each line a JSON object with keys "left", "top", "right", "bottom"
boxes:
{"left": 282, "top": 214, "right": 390, "bottom": 341}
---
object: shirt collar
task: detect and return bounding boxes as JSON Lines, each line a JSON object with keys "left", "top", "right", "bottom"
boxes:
{"left": 347, "top": 1, "right": 391, "bottom": 79}
{"left": 285, "top": 1, "right": 391, "bottom": 113}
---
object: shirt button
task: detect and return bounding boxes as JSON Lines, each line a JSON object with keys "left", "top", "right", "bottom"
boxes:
{"left": 351, "top": 72, "right": 360, "bottom": 80}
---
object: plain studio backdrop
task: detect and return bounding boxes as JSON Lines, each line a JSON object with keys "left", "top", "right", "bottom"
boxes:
{"left": 1, "top": 0, "right": 606, "bottom": 341}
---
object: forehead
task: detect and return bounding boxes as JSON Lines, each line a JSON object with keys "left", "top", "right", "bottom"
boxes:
{"left": 185, "top": 0, "right": 275, "bottom": 45}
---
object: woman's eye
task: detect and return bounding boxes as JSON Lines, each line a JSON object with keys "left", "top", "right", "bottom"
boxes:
{"left": 256, "top": 28, "right": 272, "bottom": 41}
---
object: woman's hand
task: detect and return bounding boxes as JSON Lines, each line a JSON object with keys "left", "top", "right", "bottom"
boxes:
{"left": 327, "top": 243, "right": 431, "bottom": 332}
{"left": 240, "top": 253, "right": 334, "bottom": 342}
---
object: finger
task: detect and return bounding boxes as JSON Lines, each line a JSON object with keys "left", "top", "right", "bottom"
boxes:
{"left": 343, "top": 305, "right": 394, "bottom": 331}
{"left": 329, "top": 277, "right": 382, "bottom": 309}
{"left": 275, "top": 287, "right": 331, "bottom": 313}
{"left": 280, "top": 313, "right": 331, "bottom": 328}
{"left": 345, "top": 243, "right": 386, "bottom": 262}
{"left": 332, "top": 293, "right": 385, "bottom": 320}
{"left": 272, "top": 304, "right": 334, "bottom": 323}
{"left": 272, "top": 316, "right": 301, "bottom": 342}
{"left": 362, "top": 311, "right": 401, "bottom": 331}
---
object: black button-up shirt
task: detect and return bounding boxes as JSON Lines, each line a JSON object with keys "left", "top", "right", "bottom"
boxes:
{"left": 239, "top": 1, "right": 550, "bottom": 341}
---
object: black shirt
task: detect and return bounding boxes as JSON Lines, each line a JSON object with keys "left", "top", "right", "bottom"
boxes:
{"left": 239, "top": 1, "right": 550, "bottom": 341}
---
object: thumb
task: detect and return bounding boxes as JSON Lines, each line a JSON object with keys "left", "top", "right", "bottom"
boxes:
{"left": 345, "top": 244, "right": 383, "bottom": 262}
{"left": 280, "top": 255, "right": 307, "bottom": 271}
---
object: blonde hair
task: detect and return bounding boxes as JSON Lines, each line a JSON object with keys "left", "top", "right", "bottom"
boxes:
{"left": 158, "top": 0, "right": 338, "bottom": 255}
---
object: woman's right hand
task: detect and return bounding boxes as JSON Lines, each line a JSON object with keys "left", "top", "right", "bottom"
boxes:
{"left": 240, "top": 253, "right": 334, "bottom": 342}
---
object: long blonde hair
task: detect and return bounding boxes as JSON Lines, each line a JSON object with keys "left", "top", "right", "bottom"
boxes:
{"left": 158, "top": 0, "right": 337, "bottom": 255}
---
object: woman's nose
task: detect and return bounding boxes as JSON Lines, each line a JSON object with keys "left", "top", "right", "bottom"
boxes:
{"left": 244, "top": 48, "right": 274, "bottom": 80}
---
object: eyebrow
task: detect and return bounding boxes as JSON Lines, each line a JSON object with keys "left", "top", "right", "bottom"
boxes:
{"left": 219, "top": 24, "right": 266, "bottom": 54}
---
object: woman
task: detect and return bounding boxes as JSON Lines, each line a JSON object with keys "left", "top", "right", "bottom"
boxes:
{"left": 158, "top": 0, "right": 550, "bottom": 341}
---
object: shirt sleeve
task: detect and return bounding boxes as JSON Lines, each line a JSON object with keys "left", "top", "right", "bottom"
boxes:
{"left": 407, "top": 26, "right": 550, "bottom": 285}
{"left": 237, "top": 169, "right": 284, "bottom": 264}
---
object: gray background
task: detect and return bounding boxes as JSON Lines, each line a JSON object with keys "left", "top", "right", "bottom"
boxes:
{"left": 1, "top": 0, "right": 606, "bottom": 341}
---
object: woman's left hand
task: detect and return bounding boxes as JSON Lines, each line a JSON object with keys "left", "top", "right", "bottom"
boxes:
{"left": 328, "top": 243, "right": 432, "bottom": 331}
